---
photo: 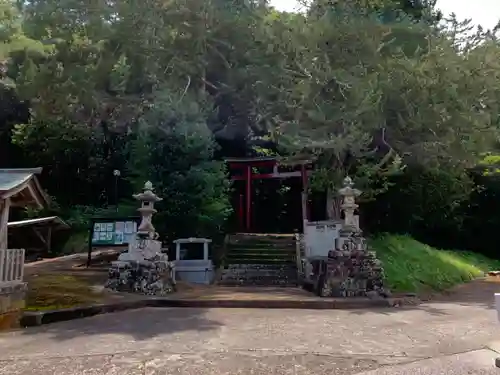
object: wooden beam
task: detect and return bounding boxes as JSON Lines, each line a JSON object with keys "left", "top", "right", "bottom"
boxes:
{"left": 231, "top": 171, "right": 310, "bottom": 181}
{"left": 32, "top": 175, "right": 50, "bottom": 207}
{"left": 33, "top": 228, "right": 48, "bottom": 247}
{"left": 228, "top": 160, "right": 277, "bottom": 169}
{"left": 26, "top": 181, "right": 44, "bottom": 209}
{"left": 0, "top": 180, "right": 30, "bottom": 200}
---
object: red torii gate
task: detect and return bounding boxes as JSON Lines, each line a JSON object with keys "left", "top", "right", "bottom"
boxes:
{"left": 225, "top": 157, "right": 312, "bottom": 232}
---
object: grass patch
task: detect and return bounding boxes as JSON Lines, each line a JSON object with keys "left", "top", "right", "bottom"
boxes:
{"left": 25, "top": 274, "right": 103, "bottom": 311}
{"left": 371, "top": 234, "right": 500, "bottom": 293}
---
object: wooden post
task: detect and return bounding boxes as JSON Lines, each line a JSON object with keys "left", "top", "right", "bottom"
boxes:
{"left": 300, "top": 164, "right": 309, "bottom": 223}
{"left": 86, "top": 219, "right": 94, "bottom": 267}
{"left": 47, "top": 226, "right": 52, "bottom": 254}
{"left": 301, "top": 192, "right": 308, "bottom": 231}
{"left": 0, "top": 198, "right": 10, "bottom": 250}
{"left": 245, "top": 165, "right": 252, "bottom": 232}
{"left": 238, "top": 194, "right": 244, "bottom": 231}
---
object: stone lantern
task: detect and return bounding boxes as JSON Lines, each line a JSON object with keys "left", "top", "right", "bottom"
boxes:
{"left": 324, "top": 175, "right": 387, "bottom": 298}
{"left": 106, "top": 180, "right": 175, "bottom": 296}
{"left": 338, "top": 176, "right": 362, "bottom": 234}
{"left": 133, "top": 181, "right": 162, "bottom": 240}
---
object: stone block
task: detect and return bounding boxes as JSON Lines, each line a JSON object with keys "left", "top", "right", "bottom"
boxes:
{"left": 0, "top": 310, "right": 22, "bottom": 330}
{"left": 0, "top": 282, "right": 27, "bottom": 330}
{"left": 106, "top": 256, "right": 175, "bottom": 296}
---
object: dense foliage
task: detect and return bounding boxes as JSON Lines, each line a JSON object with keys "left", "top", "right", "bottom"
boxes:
{"left": 2, "top": 0, "right": 500, "bottom": 257}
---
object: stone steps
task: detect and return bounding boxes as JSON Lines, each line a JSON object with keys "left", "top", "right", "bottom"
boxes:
{"left": 225, "top": 258, "right": 295, "bottom": 264}
{"left": 226, "top": 248, "right": 296, "bottom": 264}
{"left": 219, "top": 264, "right": 298, "bottom": 287}
{"left": 219, "top": 234, "right": 299, "bottom": 287}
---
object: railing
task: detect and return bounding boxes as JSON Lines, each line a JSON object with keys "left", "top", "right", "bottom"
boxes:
{"left": 0, "top": 249, "right": 25, "bottom": 285}
{"left": 294, "top": 233, "right": 305, "bottom": 278}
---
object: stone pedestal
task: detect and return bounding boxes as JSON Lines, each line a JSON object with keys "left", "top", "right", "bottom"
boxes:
{"left": 0, "top": 283, "right": 27, "bottom": 330}
{"left": 106, "top": 239, "right": 175, "bottom": 295}
{"left": 119, "top": 237, "right": 162, "bottom": 263}
{"left": 324, "top": 232, "right": 386, "bottom": 297}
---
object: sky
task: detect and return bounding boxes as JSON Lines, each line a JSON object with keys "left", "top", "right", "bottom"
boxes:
{"left": 269, "top": 0, "right": 500, "bottom": 30}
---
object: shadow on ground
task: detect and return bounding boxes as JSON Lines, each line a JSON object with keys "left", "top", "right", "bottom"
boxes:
{"left": 347, "top": 278, "right": 500, "bottom": 317}
{"left": 18, "top": 307, "right": 223, "bottom": 341}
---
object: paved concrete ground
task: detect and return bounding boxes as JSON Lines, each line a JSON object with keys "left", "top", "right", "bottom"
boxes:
{"left": 1, "top": 292, "right": 500, "bottom": 375}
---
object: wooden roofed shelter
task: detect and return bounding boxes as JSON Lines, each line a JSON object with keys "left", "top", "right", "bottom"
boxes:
{"left": 8, "top": 216, "right": 69, "bottom": 258}
{"left": 0, "top": 168, "right": 49, "bottom": 250}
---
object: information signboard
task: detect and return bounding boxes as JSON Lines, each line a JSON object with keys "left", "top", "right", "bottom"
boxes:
{"left": 91, "top": 220, "right": 138, "bottom": 246}
{"left": 87, "top": 216, "right": 140, "bottom": 267}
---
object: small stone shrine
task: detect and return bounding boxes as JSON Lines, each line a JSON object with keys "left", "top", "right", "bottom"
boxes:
{"left": 323, "top": 176, "right": 389, "bottom": 298}
{"left": 105, "top": 181, "right": 175, "bottom": 295}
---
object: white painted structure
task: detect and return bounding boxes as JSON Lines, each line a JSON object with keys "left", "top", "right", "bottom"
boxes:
{"left": 0, "top": 249, "right": 25, "bottom": 285}
{"left": 298, "top": 220, "right": 342, "bottom": 283}
{"left": 303, "top": 220, "right": 342, "bottom": 258}
{"left": 174, "top": 238, "right": 214, "bottom": 284}
{"left": 299, "top": 177, "right": 362, "bottom": 288}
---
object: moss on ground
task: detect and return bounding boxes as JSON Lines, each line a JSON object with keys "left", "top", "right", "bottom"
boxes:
{"left": 24, "top": 234, "right": 500, "bottom": 309}
{"left": 372, "top": 234, "right": 500, "bottom": 293}
{"left": 25, "top": 274, "right": 103, "bottom": 311}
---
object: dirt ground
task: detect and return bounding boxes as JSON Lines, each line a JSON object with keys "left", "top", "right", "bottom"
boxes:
{"left": 23, "top": 249, "right": 500, "bottom": 306}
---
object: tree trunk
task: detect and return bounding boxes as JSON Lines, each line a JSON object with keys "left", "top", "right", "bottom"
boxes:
{"left": 326, "top": 188, "right": 342, "bottom": 221}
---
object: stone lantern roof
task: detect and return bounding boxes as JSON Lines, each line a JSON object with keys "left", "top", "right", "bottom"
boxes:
{"left": 132, "top": 181, "right": 163, "bottom": 203}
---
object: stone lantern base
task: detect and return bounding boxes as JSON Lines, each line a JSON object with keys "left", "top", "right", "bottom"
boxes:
{"left": 105, "top": 239, "right": 176, "bottom": 296}
{"left": 322, "top": 230, "right": 389, "bottom": 298}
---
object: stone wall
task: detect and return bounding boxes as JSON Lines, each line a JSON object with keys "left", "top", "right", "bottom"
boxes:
{"left": 0, "top": 283, "right": 27, "bottom": 330}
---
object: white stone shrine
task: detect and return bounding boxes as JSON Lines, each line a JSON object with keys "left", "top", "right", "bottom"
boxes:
{"left": 174, "top": 237, "right": 214, "bottom": 284}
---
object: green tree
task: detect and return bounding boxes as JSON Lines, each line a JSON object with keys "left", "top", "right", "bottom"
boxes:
{"left": 264, "top": 5, "right": 497, "bottom": 219}
{"left": 127, "top": 89, "right": 232, "bottom": 240}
